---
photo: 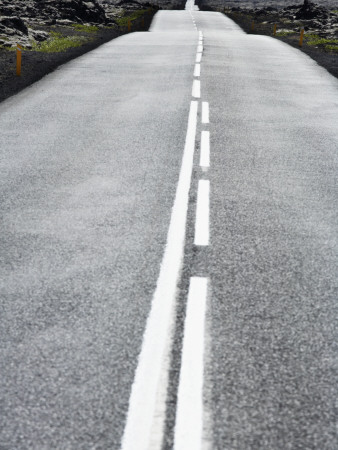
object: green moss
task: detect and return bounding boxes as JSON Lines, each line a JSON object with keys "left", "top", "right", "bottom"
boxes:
{"left": 305, "top": 34, "right": 338, "bottom": 46}
{"left": 115, "top": 9, "right": 151, "bottom": 28}
{"left": 276, "top": 30, "right": 295, "bottom": 36}
{"left": 71, "top": 24, "right": 99, "bottom": 33}
{"left": 325, "top": 44, "right": 338, "bottom": 52}
{"left": 32, "top": 31, "right": 87, "bottom": 52}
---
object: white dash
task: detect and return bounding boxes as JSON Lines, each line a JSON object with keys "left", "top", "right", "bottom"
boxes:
{"left": 202, "top": 101, "right": 209, "bottom": 124}
{"left": 192, "top": 79, "right": 200, "bottom": 98}
{"left": 197, "top": 44, "right": 203, "bottom": 53}
{"left": 194, "top": 64, "right": 201, "bottom": 77}
{"left": 121, "top": 101, "right": 198, "bottom": 450}
{"left": 196, "top": 53, "right": 202, "bottom": 63}
{"left": 174, "top": 276, "right": 208, "bottom": 450}
{"left": 200, "top": 131, "right": 210, "bottom": 168}
{"left": 194, "top": 179, "right": 209, "bottom": 246}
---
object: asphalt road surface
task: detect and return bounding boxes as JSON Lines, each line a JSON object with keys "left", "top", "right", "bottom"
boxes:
{"left": 1, "top": 6, "right": 338, "bottom": 450}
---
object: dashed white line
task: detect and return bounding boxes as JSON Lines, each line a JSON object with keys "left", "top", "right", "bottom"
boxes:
{"left": 194, "top": 179, "right": 210, "bottom": 246}
{"left": 120, "top": 101, "right": 198, "bottom": 450}
{"left": 200, "top": 131, "right": 210, "bottom": 168}
{"left": 192, "top": 79, "right": 201, "bottom": 98}
{"left": 197, "top": 44, "right": 203, "bottom": 53}
{"left": 174, "top": 276, "right": 208, "bottom": 450}
{"left": 194, "top": 64, "right": 201, "bottom": 77}
{"left": 196, "top": 53, "right": 202, "bottom": 63}
{"left": 202, "top": 101, "right": 209, "bottom": 124}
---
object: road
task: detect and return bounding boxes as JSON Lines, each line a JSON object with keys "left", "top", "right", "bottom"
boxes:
{"left": 0, "top": 6, "right": 338, "bottom": 450}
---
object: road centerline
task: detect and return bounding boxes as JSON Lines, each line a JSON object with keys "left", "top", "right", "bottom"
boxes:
{"left": 121, "top": 101, "right": 198, "bottom": 450}
{"left": 192, "top": 79, "right": 201, "bottom": 98}
{"left": 202, "top": 102, "right": 209, "bottom": 124}
{"left": 174, "top": 277, "right": 208, "bottom": 450}
{"left": 194, "top": 179, "right": 210, "bottom": 246}
{"left": 200, "top": 131, "right": 210, "bottom": 168}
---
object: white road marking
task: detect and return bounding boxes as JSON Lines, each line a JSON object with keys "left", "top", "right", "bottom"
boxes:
{"left": 192, "top": 79, "right": 201, "bottom": 98}
{"left": 202, "top": 101, "right": 209, "bottom": 124}
{"left": 194, "top": 64, "right": 201, "bottom": 77}
{"left": 194, "top": 180, "right": 209, "bottom": 246}
{"left": 200, "top": 131, "right": 210, "bottom": 168}
{"left": 197, "top": 44, "right": 203, "bottom": 53}
{"left": 173, "top": 277, "right": 208, "bottom": 450}
{"left": 196, "top": 53, "right": 202, "bottom": 63}
{"left": 121, "top": 101, "right": 198, "bottom": 450}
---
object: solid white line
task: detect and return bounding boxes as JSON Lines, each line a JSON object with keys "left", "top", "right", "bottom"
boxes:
{"left": 197, "top": 44, "right": 203, "bottom": 53}
{"left": 174, "top": 277, "right": 208, "bottom": 450}
{"left": 194, "top": 64, "right": 201, "bottom": 77}
{"left": 194, "top": 180, "right": 209, "bottom": 246}
{"left": 200, "top": 131, "right": 210, "bottom": 168}
{"left": 121, "top": 101, "right": 198, "bottom": 450}
{"left": 196, "top": 53, "right": 202, "bottom": 63}
{"left": 192, "top": 79, "right": 200, "bottom": 98}
{"left": 202, "top": 101, "right": 209, "bottom": 124}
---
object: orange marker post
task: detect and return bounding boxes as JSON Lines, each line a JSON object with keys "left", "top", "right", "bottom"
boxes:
{"left": 299, "top": 28, "right": 305, "bottom": 46}
{"left": 273, "top": 23, "right": 277, "bottom": 36}
{"left": 16, "top": 44, "right": 22, "bottom": 76}
{"left": 128, "top": 19, "right": 131, "bottom": 32}
{"left": 251, "top": 21, "right": 255, "bottom": 32}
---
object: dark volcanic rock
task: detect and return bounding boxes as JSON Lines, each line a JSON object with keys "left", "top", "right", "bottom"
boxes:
{"left": 0, "top": 0, "right": 111, "bottom": 47}
{"left": 0, "top": 16, "right": 28, "bottom": 34}
{"left": 294, "top": 1, "right": 329, "bottom": 19}
{"left": 0, "top": 0, "right": 108, "bottom": 25}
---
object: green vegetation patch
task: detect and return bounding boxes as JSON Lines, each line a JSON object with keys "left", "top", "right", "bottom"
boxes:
{"left": 71, "top": 24, "right": 99, "bottom": 33}
{"left": 115, "top": 9, "right": 151, "bottom": 28}
{"left": 305, "top": 34, "right": 338, "bottom": 46}
{"left": 325, "top": 44, "right": 338, "bottom": 52}
{"left": 276, "top": 30, "right": 296, "bottom": 36}
{"left": 32, "top": 31, "right": 87, "bottom": 52}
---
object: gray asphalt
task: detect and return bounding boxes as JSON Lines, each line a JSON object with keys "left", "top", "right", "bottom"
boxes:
{"left": 0, "top": 18, "right": 197, "bottom": 449}
{"left": 192, "top": 11, "right": 338, "bottom": 450}
{"left": 1, "top": 8, "right": 338, "bottom": 450}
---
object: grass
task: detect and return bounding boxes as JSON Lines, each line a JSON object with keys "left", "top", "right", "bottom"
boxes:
{"left": 325, "top": 44, "right": 338, "bottom": 52}
{"left": 305, "top": 34, "right": 338, "bottom": 46}
{"left": 115, "top": 9, "right": 151, "bottom": 28}
{"left": 71, "top": 24, "right": 99, "bottom": 33}
{"left": 32, "top": 31, "right": 87, "bottom": 52}
{"left": 304, "top": 34, "right": 338, "bottom": 52}
{"left": 276, "top": 30, "right": 296, "bottom": 36}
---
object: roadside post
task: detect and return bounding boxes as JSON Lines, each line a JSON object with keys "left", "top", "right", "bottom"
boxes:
{"left": 251, "top": 21, "right": 255, "bottom": 32}
{"left": 128, "top": 19, "right": 131, "bottom": 32}
{"left": 16, "top": 44, "right": 22, "bottom": 76}
{"left": 299, "top": 28, "right": 305, "bottom": 46}
{"left": 273, "top": 24, "right": 277, "bottom": 36}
